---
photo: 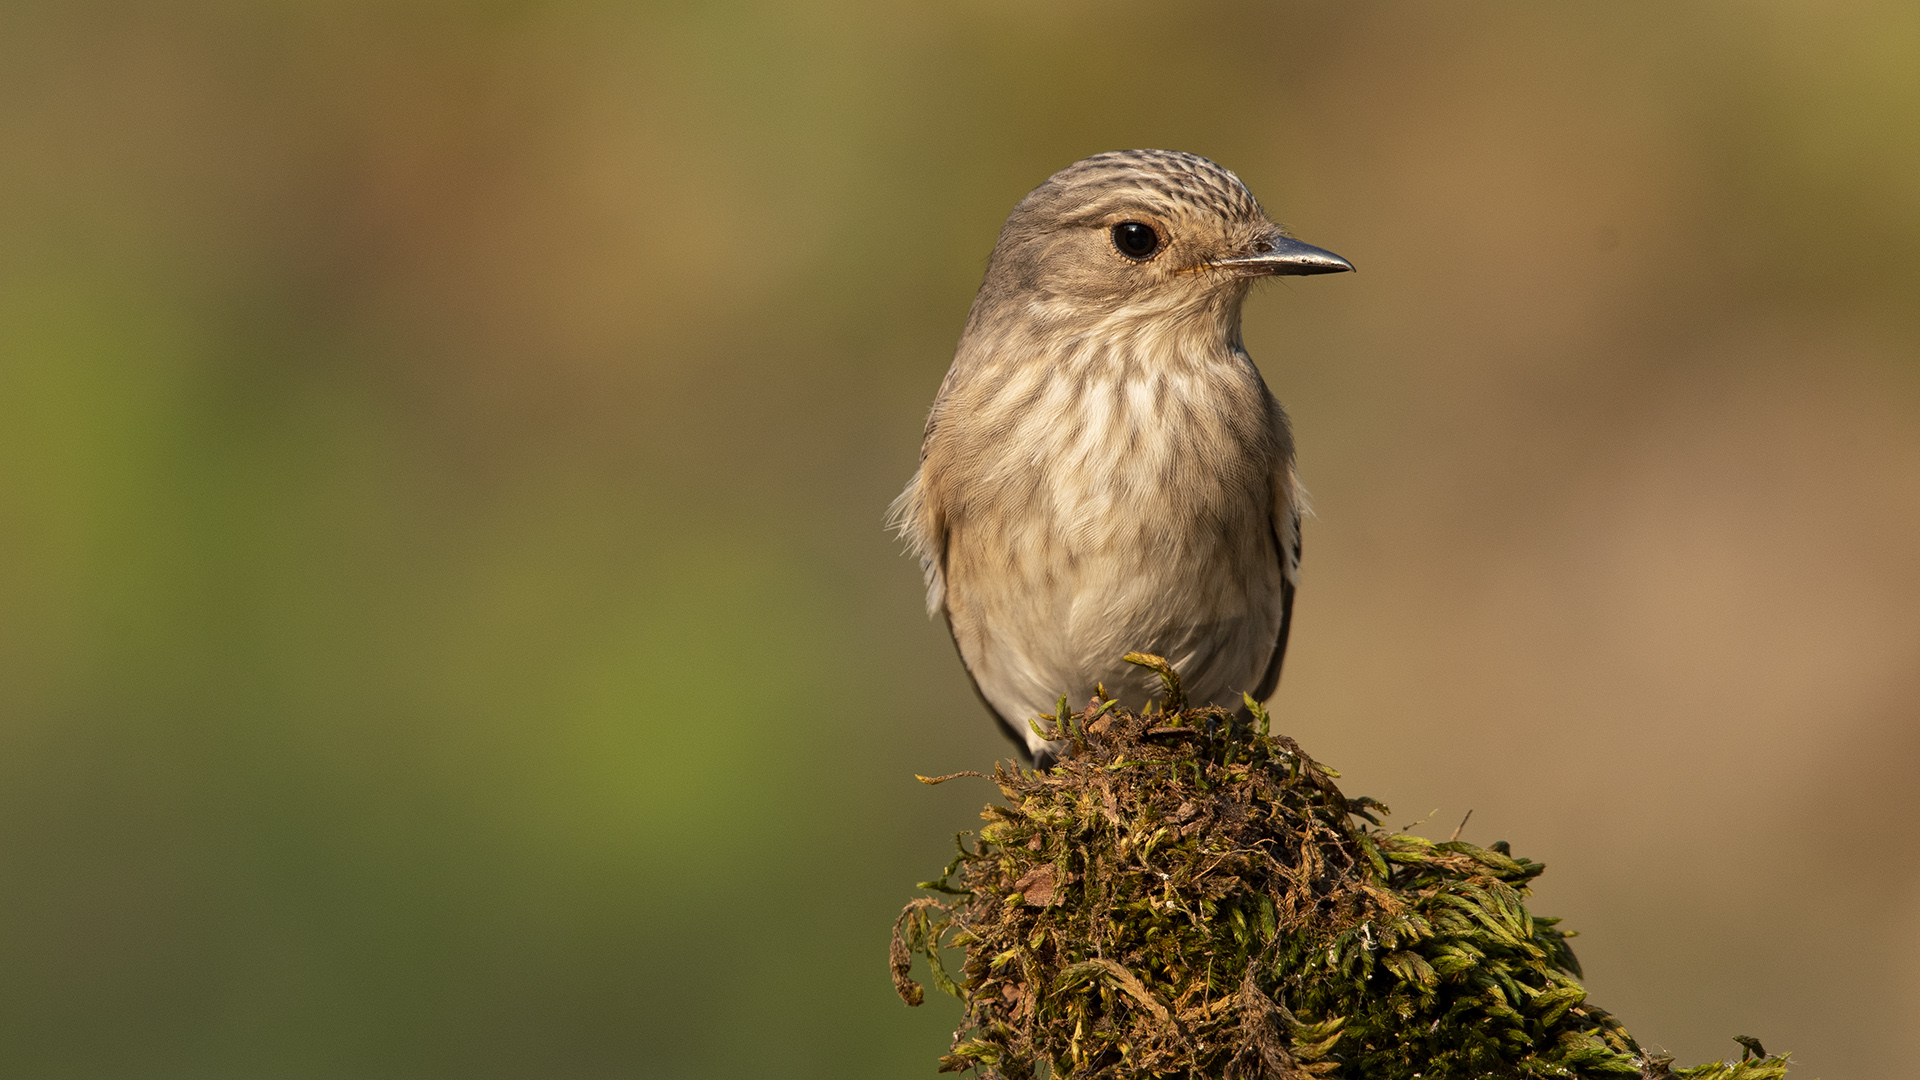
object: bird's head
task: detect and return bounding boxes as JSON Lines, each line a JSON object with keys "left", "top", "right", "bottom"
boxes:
{"left": 971, "top": 149, "right": 1351, "bottom": 334}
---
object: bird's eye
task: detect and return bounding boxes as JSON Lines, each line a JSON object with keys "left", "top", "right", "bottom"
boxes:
{"left": 1111, "top": 221, "right": 1161, "bottom": 261}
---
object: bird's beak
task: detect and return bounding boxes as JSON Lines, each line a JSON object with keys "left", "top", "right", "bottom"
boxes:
{"left": 1214, "top": 232, "right": 1354, "bottom": 277}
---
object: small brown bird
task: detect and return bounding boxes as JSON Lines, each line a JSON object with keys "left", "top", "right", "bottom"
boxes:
{"left": 892, "top": 150, "right": 1351, "bottom": 768}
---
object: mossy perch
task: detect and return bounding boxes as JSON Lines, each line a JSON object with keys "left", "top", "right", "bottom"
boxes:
{"left": 892, "top": 653, "right": 1794, "bottom": 1080}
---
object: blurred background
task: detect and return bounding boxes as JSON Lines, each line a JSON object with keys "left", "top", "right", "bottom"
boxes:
{"left": 1, "top": 1, "right": 1915, "bottom": 1076}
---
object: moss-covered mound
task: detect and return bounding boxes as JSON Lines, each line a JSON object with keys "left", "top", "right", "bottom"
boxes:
{"left": 892, "top": 654, "right": 1792, "bottom": 1080}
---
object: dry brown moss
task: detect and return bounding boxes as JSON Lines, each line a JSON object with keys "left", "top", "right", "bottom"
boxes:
{"left": 892, "top": 654, "right": 1793, "bottom": 1080}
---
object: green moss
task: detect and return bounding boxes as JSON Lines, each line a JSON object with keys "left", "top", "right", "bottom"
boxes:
{"left": 892, "top": 655, "right": 1794, "bottom": 1080}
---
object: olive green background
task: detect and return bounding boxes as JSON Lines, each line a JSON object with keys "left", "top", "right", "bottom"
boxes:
{"left": 1, "top": 2, "right": 1916, "bottom": 1077}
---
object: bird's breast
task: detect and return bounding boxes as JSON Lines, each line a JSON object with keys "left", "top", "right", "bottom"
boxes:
{"left": 944, "top": 342, "right": 1276, "bottom": 560}
{"left": 930, "top": 336, "right": 1287, "bottom": 721}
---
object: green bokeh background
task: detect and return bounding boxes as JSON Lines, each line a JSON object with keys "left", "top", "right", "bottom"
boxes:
{"left": 2, "top": 2, "right": 1917, "bottom": 1076}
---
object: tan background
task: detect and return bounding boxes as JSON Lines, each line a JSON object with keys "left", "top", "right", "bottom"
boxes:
{"left": 1, "top": 2, "right": 1915, "bottom": 1076}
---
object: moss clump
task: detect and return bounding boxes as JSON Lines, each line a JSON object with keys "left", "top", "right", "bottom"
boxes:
{"left": 892, "top": 654, "right": 1792, "bottom": 1080}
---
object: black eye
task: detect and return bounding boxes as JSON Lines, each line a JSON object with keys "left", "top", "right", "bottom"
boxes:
{"left": 1111, "top": 221, "right": 1160, "bottom": 260}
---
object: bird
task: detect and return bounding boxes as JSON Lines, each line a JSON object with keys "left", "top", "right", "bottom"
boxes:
{"left": 891, "top": 149, "right": 1352, "bottom": 769}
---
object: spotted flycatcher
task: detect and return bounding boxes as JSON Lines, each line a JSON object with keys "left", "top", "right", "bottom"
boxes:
{"left": 892, "top": 150, "right": 1352, "bottom": 767}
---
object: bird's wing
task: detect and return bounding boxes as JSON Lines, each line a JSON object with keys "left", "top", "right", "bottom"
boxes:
{"left": 922, "top": 516, "right": 1036, "bottom": 764}
{"left": 1250, "top": 493, "right": 1302, "bottom": 704}
{"left": 943, "top": 604, "right": 1037, "bottom": 766}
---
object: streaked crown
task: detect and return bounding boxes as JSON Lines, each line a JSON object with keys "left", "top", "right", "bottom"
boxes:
{"left": 1016, "top": 149, "right": 1267, "bottom": 229}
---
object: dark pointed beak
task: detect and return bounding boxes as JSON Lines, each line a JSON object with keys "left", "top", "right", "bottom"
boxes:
{"left": 1216, "top": 233, "right": 1354, "bottom": 277}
